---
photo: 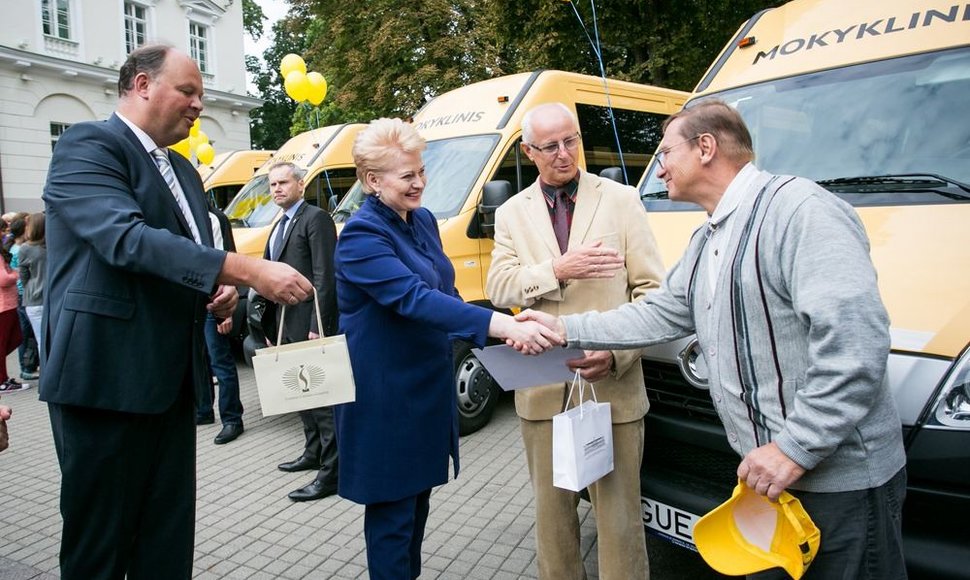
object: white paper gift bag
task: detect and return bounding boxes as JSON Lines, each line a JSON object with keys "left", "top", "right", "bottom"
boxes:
{"left": 252, "top": 290, "right": 356, "bottom": 416}
{"left": 552, "top": 371, "right": 614, "bottom": 492}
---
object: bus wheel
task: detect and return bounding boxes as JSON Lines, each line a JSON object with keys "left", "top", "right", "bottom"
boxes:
{"left": 454, "top": 340, "right": 500, "bottom": 436}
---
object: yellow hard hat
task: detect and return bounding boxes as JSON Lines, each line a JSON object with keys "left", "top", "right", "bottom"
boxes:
{"left": 693, "top": 480, "right": 821, "bottom": 579}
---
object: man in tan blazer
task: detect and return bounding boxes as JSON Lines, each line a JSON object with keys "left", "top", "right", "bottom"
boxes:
{"left": 486, "top": 102, "right": 664, "bottom": 580}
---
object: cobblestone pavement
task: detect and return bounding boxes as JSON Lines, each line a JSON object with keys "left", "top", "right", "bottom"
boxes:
{"left": 0, "top": 353, "right": 717, "bottom": 579}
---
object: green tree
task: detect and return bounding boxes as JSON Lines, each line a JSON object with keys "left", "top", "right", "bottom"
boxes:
{"left": 295, "top": 0, "right": 491, "bottom": 118}
{"left": 253, "top": 0, "right": 785, "bottom": 138}
{"left": 478, "top": 0, "right": 786, "bottom": 90}
{"left": 249, "top": 14, "right": 311, "bottom": 149}
{"left": 242, "top": 0, "right": 266, "bottom": 41}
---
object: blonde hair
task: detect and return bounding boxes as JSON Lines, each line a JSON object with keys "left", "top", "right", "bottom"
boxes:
{"left": 352, "top": 118, "right": 426, "bottom": 194}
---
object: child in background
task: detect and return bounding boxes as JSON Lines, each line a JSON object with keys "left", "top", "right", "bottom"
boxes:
{"left": 0, "top": 242, "right": 26, "bottom": 392}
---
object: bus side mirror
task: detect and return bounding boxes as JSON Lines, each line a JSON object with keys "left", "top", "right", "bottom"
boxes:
{"left": 478, "top": 180, "right": 514, "bottom": 238}
{"left": 599, "top": 167, "right": 626, "bottom": 184}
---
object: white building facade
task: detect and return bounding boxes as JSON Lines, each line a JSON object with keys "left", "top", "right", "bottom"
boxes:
{"left": 0, "top": 0, "right": 262, "bottom": 212}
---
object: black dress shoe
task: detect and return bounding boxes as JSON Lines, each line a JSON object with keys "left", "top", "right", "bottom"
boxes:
{"left": 213, "top": 423, "right": 243, "bottom": 445}
{"left": 196, "top": 415, "right": 215, "bottom": 426}
{"left": 277, "top": 456, "right": 320, "bottom": 472}
{"left": 288, "top": 479, "right": 338, "bottom": 502}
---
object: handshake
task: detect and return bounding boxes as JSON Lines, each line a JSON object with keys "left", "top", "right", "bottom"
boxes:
{"left": 489, "top": 310, "right": 566, "bottom": 355}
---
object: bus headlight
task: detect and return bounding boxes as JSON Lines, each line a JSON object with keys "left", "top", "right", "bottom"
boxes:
{"left": 933, "top": 348, "right": 970, "bottom": 429}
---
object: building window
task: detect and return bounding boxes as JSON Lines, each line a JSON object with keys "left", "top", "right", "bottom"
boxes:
{"left": 42, "top": 0, "right": 72, "bottom": 40}
{"left": 51, "top": 122, "right": 71, "bottom": 152}
{"left": 189, "top": 22, "right": 209, "bottom": 73}
{"left": 124, "top": 2, "right": 147, "bottom": 54}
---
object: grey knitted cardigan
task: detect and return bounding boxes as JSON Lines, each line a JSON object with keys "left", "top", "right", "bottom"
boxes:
{"left": 563, "top": 168, "right": 905, "bottom": 493}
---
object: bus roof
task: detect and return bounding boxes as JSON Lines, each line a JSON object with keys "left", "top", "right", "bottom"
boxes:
{"left": 697, "top": 0, "right": 970, "bottom": 93}
{"left": 413, "top": 70, "right": 688, "bottom": 141}
{"left": 198, "top": 150, "right": 273, "bottom": 187}
{"left": 257, "top": 123, "right": 365, "bottom": 176}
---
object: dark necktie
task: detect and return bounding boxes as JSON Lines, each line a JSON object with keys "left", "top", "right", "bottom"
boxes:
{"left": 271, "top": 214, "right": 290, "bottom": 261}
{"left": 552, "top": 190, "right": 570, "bottom": 254}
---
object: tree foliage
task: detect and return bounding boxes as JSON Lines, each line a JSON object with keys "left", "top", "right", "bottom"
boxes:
{"left": 479, "top": 0, "right": 786, "bottom": 89}
{"left": 251, "top": 0, "right": 786, "bottom": 138}
{"left": 292, "top": 0, "right": 492, "bottom": 118}
{"left": 241, "top": 0, "right": 266, "bottom": 42}
{"left": 248, "top": 14, "right": 311, "bottom": 149}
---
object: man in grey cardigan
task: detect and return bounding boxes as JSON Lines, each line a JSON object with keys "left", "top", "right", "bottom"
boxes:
{"left": 519, "top": 101, "right": 907, "bottom": 578}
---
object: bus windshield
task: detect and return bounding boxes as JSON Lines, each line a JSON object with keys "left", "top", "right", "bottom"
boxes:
{"left": 641, "top": 47, "right": 970, "bottom": 208}
{"left": 224, "top": 175, "right": 276, "bottom": 227}
{"left": 333, "top": 134, "right": 499, "bottom": 223}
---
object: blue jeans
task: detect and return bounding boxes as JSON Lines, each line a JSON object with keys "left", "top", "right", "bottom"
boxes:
{"left": 199, "top": 314, "right": 244, "bottom": 426}
{"left": 16, "top": 300, "right": 38, "bottom": 373}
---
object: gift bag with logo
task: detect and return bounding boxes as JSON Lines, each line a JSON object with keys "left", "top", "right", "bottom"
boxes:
{"left": 552, "top": 371, "right": 614, "bottom": 491}
{"left": 252, "top": 289, "right": 356, "bottom": 416}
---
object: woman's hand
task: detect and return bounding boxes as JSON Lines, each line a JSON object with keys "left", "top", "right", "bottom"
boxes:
{"left": 489, "top": 313, "right": 564, "bottom": 354}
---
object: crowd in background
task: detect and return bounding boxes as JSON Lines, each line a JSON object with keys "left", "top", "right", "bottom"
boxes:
{"left": 0, "top": 211, "right": 46, "bottom": 394}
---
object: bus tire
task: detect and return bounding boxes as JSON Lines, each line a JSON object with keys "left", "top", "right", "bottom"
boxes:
{"left": 454, "top": 340, "right": 500, "bottom": 436}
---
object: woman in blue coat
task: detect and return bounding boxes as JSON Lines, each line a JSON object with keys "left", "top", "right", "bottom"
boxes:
{"left": 335, "top": 118, "right": 559, "bottom": 579}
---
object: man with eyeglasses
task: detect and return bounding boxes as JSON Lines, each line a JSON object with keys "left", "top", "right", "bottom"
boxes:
{"left": 518, "top": 100, "right": 908, "bottom": 578}
{"left": 486, "top": 102, "right": 664, "bottom": 579}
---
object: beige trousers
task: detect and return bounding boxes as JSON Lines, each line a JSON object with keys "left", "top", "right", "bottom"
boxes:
{"left": 521, "top": 417, "right": 649, "bottom": 580}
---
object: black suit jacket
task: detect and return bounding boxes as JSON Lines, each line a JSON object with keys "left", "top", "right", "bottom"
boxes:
{"left": 263, "top": 201, "right": 338, "bottom": 343}
{"left": 40, "top": 114, "right": 226, "bottom": 413}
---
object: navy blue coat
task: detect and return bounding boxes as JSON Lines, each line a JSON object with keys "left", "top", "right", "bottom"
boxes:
{"left": 41, "top": 114, "right": 225, "bottom": 413}
{"left": 334, "top": 195, "right": 491, "bottom": 504}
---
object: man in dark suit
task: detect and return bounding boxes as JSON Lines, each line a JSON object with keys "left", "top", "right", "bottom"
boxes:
{"left": 41, "top": 45, "right": 312, "bottom": 579}
{"left": 264, "top": 161, "right": 341, "bottom": 502}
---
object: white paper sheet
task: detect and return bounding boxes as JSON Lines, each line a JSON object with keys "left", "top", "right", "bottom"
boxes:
{"left": 472, "top": 345, "right": 586, "bottom": 391}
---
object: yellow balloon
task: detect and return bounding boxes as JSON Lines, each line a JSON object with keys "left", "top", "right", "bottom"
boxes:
{"left": 189, "top": 118, "right": 201, "bottom": 137}
{"left": 188, "top": 134, "right": 200, "bottom": 151}
{"left": 306, "top": 72, "right": 328, "bottom": 106}
{"left": 280, "top": 53, "right": 307, "bottom": 78}
{"left": 196, "top": 143, "right": 215, "bottom": 165}
{"left": 196, "top": 130, "right": 209, "bottom": 145}
{"left": 171, "top": 138, "right": 191, "bottom": 159}
{"left": 284, "top": 70, "right": 309, "bottom": 102}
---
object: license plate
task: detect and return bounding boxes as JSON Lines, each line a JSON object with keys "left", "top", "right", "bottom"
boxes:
{"left": 641, "top": 495, "right": 700, "bottom": 551}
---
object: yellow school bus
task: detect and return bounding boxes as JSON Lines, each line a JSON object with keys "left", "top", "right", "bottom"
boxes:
{"left": 223, "top": 124, "right": 365, "bottom": 258}
{"left": 634, "top": 1, "right": 970, "bottom": 575}
{"left": 197, "top": 150, "right": 273, "bottom": 210}
{"left": 332, "top": 70, "right": 688, "bottom": 434}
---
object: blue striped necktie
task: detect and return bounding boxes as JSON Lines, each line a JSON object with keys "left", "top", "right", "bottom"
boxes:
{"left": 152, "top": 149, "right": 202, "bottom": 244}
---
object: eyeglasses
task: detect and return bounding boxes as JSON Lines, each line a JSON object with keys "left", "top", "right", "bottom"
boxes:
{"left": 656, "top": 135, "right": 701, "bottom": 169}
{"left": 526, "top": 132, "right": 582, "bottom": 157}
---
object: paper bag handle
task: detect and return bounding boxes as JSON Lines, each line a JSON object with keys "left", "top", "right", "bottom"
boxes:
{"left": 563, "top": 369, "right": 599, "bottom": 417}
{"left": 273, "top": 287, "right": 324, "bottom": 361}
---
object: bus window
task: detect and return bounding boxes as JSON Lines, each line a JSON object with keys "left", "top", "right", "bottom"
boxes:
{"left": 490, "top": 138, "right": 539, "bottom": 194}
{"left": 576, "top": 104, "right": 666, "bottom": 184}
{"left": 304, "top": 168, "right": 359, "bottom": 211}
